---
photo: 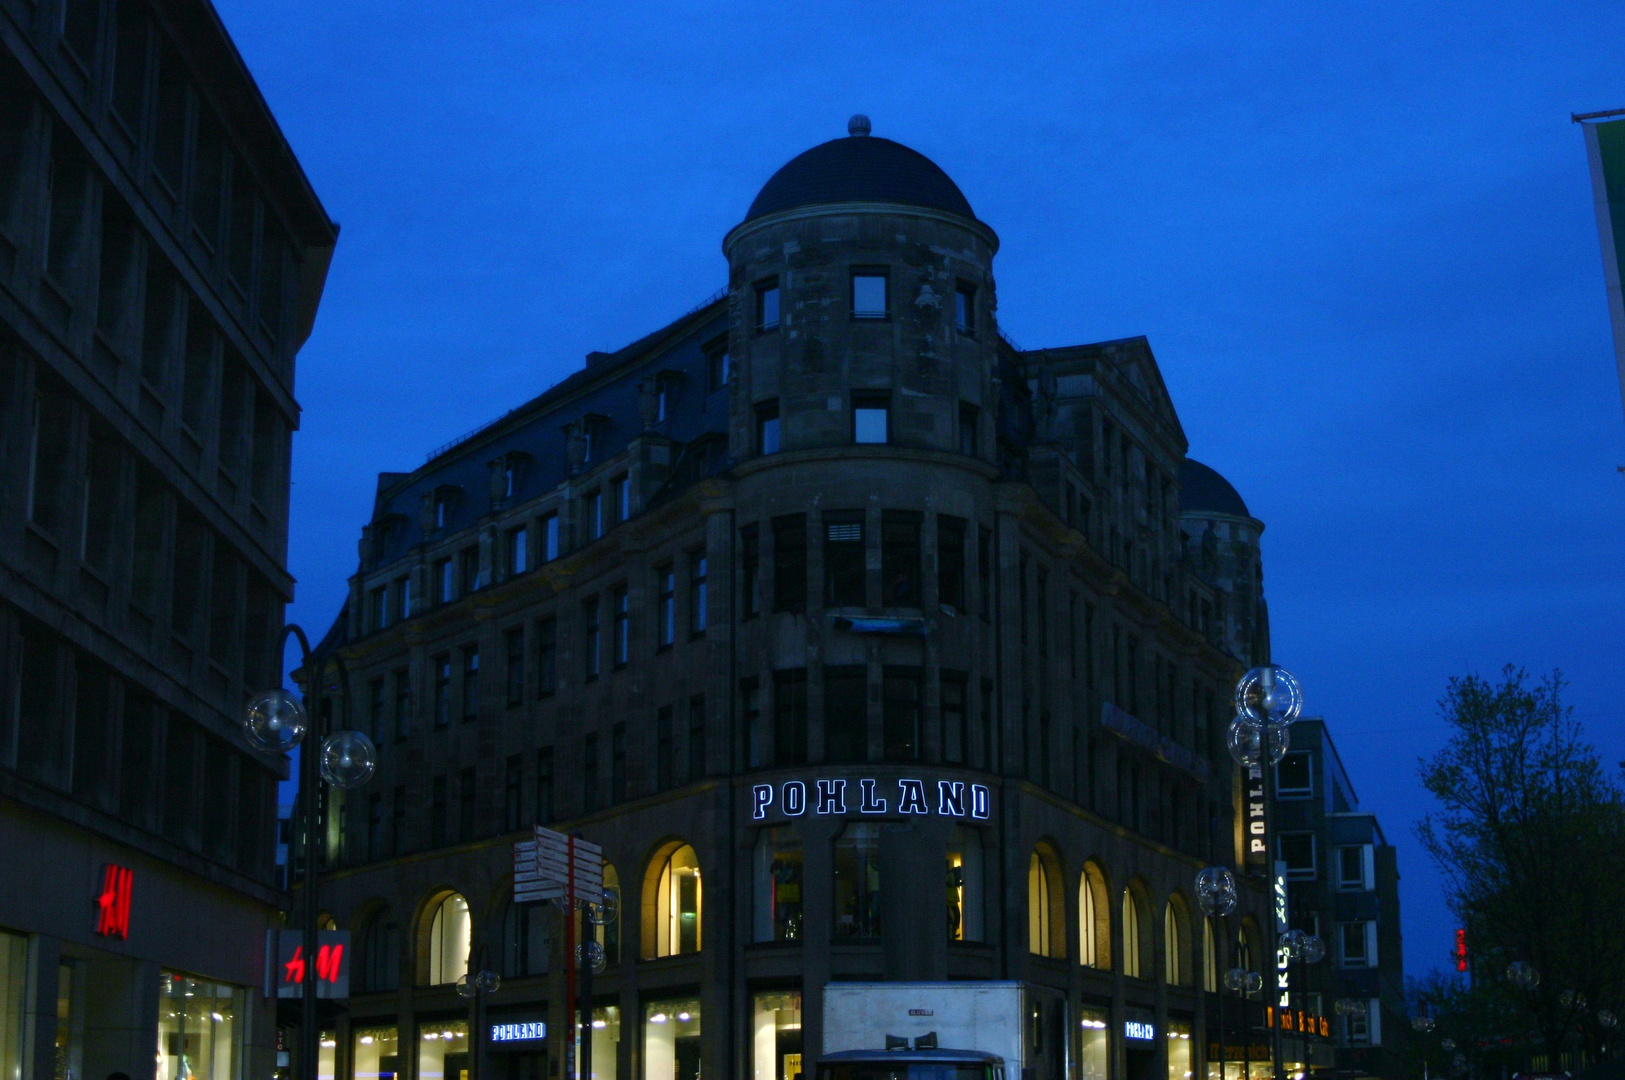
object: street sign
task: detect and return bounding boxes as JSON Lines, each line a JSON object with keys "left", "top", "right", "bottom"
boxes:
{"left": 513, "top": 827, "right": 605, "bottom": 905}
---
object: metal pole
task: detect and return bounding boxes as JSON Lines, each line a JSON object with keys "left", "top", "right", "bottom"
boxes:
{"left": 299, "top": 651, "right": 321, "bottom": 1080}
{"left": 1263, "top": 757, "right": 1284, "bottom": 1080}
{"left": 579, "top": 908, "right": 593, "bottom": 1080}
{"left": 1217, "top": 919, "right": 1227, "bottom": 1080}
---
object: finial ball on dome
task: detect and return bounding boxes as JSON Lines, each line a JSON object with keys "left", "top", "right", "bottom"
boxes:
{"left": 848, "top": 114, "right": 872, "bottom": 137}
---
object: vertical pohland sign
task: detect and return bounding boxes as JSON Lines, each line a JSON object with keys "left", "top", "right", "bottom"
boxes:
{"left": 1579, "top": 111, "right": 1625, "bottom": 427}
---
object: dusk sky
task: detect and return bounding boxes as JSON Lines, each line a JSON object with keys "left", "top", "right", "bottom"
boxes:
{"left": 229, "top": 1, "right": 1625, "bottom": 979}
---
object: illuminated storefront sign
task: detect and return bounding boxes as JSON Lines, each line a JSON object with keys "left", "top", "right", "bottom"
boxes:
{"left": 1244, "top": 763, "right": 1266, "bottom": 867}
{"left": 266, "top": 930, "right": 351, "bottom": 998}
{"left": 95, "top": 864, "right": 133, "bottom": 939}
{"left": 490, "top": 1021, "right": 547, "bottom": 1044}
{"left": 751, "top": 778, "right": 992, "bottom": 821}
{"left": 1266, "top": 1008, "right": 1330, "bottom": 1038}
{"left": 1274, "top": 865, "right": 1290, "bottom": 1008}
{"left": 1124, "top": 1021, "right": 1156, "bottom": 1042}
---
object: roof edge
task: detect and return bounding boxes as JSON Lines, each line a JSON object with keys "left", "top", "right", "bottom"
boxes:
{"left": 723, "top": 201, "right": 998, "bottom": 255}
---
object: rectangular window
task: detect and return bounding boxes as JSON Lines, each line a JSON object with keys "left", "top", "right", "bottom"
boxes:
{"left": 612, "top": 585, "right": 629, "bottom": 668}
{"left": 612, "top": 474, "right": 630, "bottom": 523}
{"left": 433, "top": 655, "right": 451, "bottom": 727}
{"left": 824, "top": 513, "right": 865, "bottom": 607}
{"left": 834, "top": 823, "right": 882, "bottom": 938}
{"left": 756, "top": 400, "right": 780, "bottom": 455}
{"left": 1338, "top": 846, "right": 1373, "bottom": 891}
{"left": 954, "top": 282, "right": 976, "bottom": 334}
{"left": 942, "top": 672, "right": 967, "bottom": 765}
{"left": 688, "top": 695, "right": 706, "bottom": 781}
{"left": 772, "top": 514, "right": 807, "bottom": 612}
{"left": 505, "top": 627, "right": 525, "bottom": 707}
{"left": 707, "top": 340, "right": 730, "bottom": 390}
{"left": 740, "top": 524, "right": 761, "bottom": 618}
{"left": 755, "top": 278, "right": 780, "bottom": 332}
{"left": 505, "top": 755, "right": 523, "bottom": 832}
{"left": 536, "top": 616, "right": 557, "bottom": 696}
{"left": 435, "top": 559, "right": 453, "bottom": 605}
{"left": 1277, "top": 752, "right": 1312, "bottom": 797}
{"left": 1279, "top": 833, "right": 1316, "bottom": 879}
{"left": 369, "top": 587, "right": 387, "bottom": 632}
{"left": 937, "top": 516, "right": 966, "bottom": 610}
{"left": 507, "top": 525, "right": 529, "bottom": 576}
{"left": 542, "top": 513, "right": 560, "bottom": 561}
{"left": 824, "top": 666, "right": 868, "bottom": 764}
{"left": 656, "top": 564, "right": 676, "bottom": 648}
{"left": 81, "top": 435, "right": 121, "bottom": 572}
{"left": 430, "top": 775, "right": 448, "bottom": 847}
{"left": 880, "top": 511, "right": 921, "bottom": 606}
{"left": 459, "top": 767, "right": 477, "bottom": 842}
{"left": 368, "top": 678, "right": 386, "bottom": 746}
{"left": 583, "top": 599, "right": 600, "bottom": 680}
{"left": 535, "top": 747, "right": 554, "bottom": 824}
{"left": 583, "top": 734, "right": 598, "bottom": 813}
{"left": 395, "top": 575, "right": 412, "bottom": 620}
{"left": 393, "top": 667, "right": 411, "bottom": 741}
{"left": 883, "top": 667, "right": 921, "bottom": 761}
{"left": 851, "top": 269, "right": 888, "bottom": 319}
{"left": 460, "top": 647, "right": 479, "bottom": 722}
{"left": 392, "top": 784, "right": 406, "bottom": 855}
{"left": 585, "top": 491, "right": 603, "bottom": 541}
{"left": 743, "top": 679, "right": 765, "bottom": 769}
{"left": 689, "top": 552, "right": 708, "bottom": 635}
{"left": 656, "top": 706, "right": 674, "bottom": 791}
{"left": 1340, "top": 922, "right": 1373, "bottom": 968}
{"left": 460, "top": 545, "right": 480, "bottom": 594}
{"left": 28, "top": 390, "right": 73, "bottom": 534}
{"left": 773, "top": 669, "right": 809, "bottom": 766}
{"left": 852, "top": 392, "right": 889, "bottom": 444}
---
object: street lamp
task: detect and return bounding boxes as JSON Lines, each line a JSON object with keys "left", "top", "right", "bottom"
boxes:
{"left": 458, "top": 965, "right": 501, "bottom": 1080}
{"left": 1412, "top": 1014, "right": 1436, "bottom": 1080}
{"left": 1197, "top": 867, "right": 1239, "bottom": 1080}
{"left": 1227, "top": 665, "right": 1306, "bottom": 1080}
{"left": 242, "top": 624, "right": 377, "bottom": 1080}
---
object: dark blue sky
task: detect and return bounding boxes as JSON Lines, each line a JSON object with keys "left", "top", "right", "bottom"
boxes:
{"left": 231, "top": 1, "right": 1625, "bottom": 979}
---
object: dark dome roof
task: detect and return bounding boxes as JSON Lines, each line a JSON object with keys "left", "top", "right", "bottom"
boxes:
{"left": 1180, "top": 458, "right": 1251, "bottom": 518}
{"left": 745, "top": 133, "right": 977, "bottom": 224}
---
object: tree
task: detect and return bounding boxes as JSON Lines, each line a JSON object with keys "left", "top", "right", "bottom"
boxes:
{"left": 1416, "top": 666, "right": 1625, "bottom": 1064}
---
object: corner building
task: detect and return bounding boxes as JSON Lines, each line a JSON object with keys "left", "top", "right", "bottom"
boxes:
{"left": 317, "top": 121, "right": 1279, "bottom": 1080}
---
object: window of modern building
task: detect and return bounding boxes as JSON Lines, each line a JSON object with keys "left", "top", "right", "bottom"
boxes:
{"left": 583, "top": 598, "right": 600, "bottom": 680}
{"left": 833, "top": 823, "right": 881, "bottom": 938}
{"left": 1122, "top": 887, "right": 1147, "bottom": 978}
{"left": 458, "top": 767, "right": 476, "bottom": 841}
{"left": 824, "top": 666, "right": 867, "bottom": 764}
{"left": 882, "top": 667, "right": 921, "bottom": 761}
{"left": 536, "top": 747, "right": 554, "bottom": 823}
{"left": 1079, "top": 1009, "right": 1109, "bottom": 1080}
{"left": 1339, "top": 921, "right": 1375, "bottom": 968}
{"left": 755, "top": 278, "right": 780, "bottom": 332}
{"left": 650, "top": 844, "right": 703, "bottom": 957}
{"left": 541, "top": 512, "right": 560, "bottom": 561}
{"left": 851, "top": 269, "right": 888, "bottom": 319}
{"left": 507, "top": 525, "right": 529, "bottom": 576}
{"left": 752, "top": 991, "right": 803, "bottom": 1080}
{"left": 645, "top": 999, "right": 701, "bottom": 1080}
{"left": 756, "top": 400, "right": 780, "bottom": 455}
{"left": 941, "top": 672, "right": 968, "bottom": 764}
{"left": 613, "top": 474, "right": 630, "bottom": 523}
{"left": 884, "top": 509, "right": 923, "bottom": 600}
{"left": 460, "top": 646, "right": 479, "bottom": 721}
{"left": 1279, "top": 833, "right": 1316, "bottom": 879}
{"left": 946, "top": 826, "right": 984, "bottom": 942}
{"left": 425, "top": 893, "right": 470, "bottom": 984}
{"left": 353, "top": 1027, "right": 400, "bottom": 1080}
{"left": 584, "top": 490, "right": 603, "bottom": 541}
{"left": 156, "top": 973, "right": 241, "bottom": 1080}
{"left": 741, "top": 524, "right": 761, "bottom": 618}
{"left": 1164, "top": 899, "right": 1188, "bottom": 986}
{"left": 536, "top": 616, "right": 557, "bottom": 696}
{"left": 773, "top": 668, "right": 809, "bottom": 766}
{"left": 1079, "top": 863, "right": 1109, "bottom": 969}
{"left": 433, "top": 655, "right": 451, "bottom": 727}
{"left": 500, "top": 900, "right": 548, "bottom": 978}
{"left": 1276, "top": 751, "right": 1313, "bottom": 797}
{"left": 689, "top": 552, "right": 708, "bottom": 635}
{"left": 1338, "top": 845, "right": 1374, "bottom": 890}
{"left": 504, "top": 754, "right": 522, "bottom": 831}
{"left": 416, "top": 1021, "right": 468, "bottom": 1080}
{"left": 954, "top": 282, "right": 976, "bottom": 334}
{"left": 1345, "top": 1002, "right": 1375, "bottom": 1045}
{"left": 688, "top": 695, "right": 707, "bottom": 780}
{"left": 852, "top": 392, "right": 889, "bottom": 444}
{"left": 656, "top": 706, "right": 674, "bottom": 790}
{"left": 504, "top": 627, "right": 525, "bottom": 707}
{"left": 824, "top": 513, "right": 865, "bottom": 606}
{"left": 612, "top": 585, "right": 630, "bottom": 668}
{"left": 772, "top": 514, "right": 807, "bottom": 612}
{"left": 656, "top": 563, "right": 676, "bottom": 648}
{"left": 753, "top": 827, "right": 803, "bottom": 943}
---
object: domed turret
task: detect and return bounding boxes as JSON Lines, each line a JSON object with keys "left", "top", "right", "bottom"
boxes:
{"left": 1179, "top": 458, "right": 1268, "bottom": 665}
{"left": 744, "top": 123, "right": 980, "bottom": 224}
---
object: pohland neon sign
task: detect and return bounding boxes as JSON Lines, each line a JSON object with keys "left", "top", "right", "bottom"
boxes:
{"left": 751, "top": 778, "right": 992, "bottom": 820}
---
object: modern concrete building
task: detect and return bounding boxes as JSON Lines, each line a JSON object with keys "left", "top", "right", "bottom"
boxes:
{"left": 312, "top": 118, "right": 1291, "bottom": 1080}
{"left": 1273, "top": 719, "right": 1406, "bottom": 1080}
{"left": 0, "top": 2, "right": 335, "bottom": 1080}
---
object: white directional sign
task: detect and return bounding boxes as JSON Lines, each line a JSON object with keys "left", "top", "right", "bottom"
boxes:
{"left": 513, "top": 826, "right": 604, "bottom": 904}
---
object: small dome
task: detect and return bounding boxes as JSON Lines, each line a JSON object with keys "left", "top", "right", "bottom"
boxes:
{"left": 1179, "top": 458, "right": 1251, "bottom": 518}
{"left": 744, "top": 126, "right": 977, "bottom": 224}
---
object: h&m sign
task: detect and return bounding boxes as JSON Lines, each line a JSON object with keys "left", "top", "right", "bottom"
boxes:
{"left": 751, "top": 778, "right": 992, "bottom": 821}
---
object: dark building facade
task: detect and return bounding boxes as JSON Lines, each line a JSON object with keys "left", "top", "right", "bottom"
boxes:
{"left": 313, "top": 119, "right": 1284, "bottom": 1080}
{"left": 1275, "top": 720, "right": 1406, "bottom": 1080}
{"left": 0, "top": 2, "right": 335, "bottom": 1080}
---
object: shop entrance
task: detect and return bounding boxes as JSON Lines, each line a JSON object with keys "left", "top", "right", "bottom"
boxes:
{"left": 497, "top": 1051, "right": 546, "bottom": 1080}
{"left": 1126, "top": 1048, "right": 1158, "bottom": 1080}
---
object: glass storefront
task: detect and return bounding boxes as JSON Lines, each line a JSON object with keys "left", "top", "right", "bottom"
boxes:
{"left": 55, "top": 961, "right": 82, "bottom": 1080}
{"left": 156, "top": 971, "right": 242, "bottom": 1080}
{"left": 318, "top": 1033, "right": 337, "bottom": 1080}
{"left": 417, "top": 1020, "right": 469, "bottom": 1080}
{"left": 644, "top": 998, "right": 701, "bottom": 1080}
{"left": 575, "top": 1004, "right": 620, "bottom": 1080}
{"left": 1079, "top": 1008, "right": 1109, "bottom": 1080}
{"left": 754, "top": 829, "right": 803, "bottom": 943}
{"left": 0, "top": 932, "right": 23, "bottom": 1080}
{"left": 1167, "top": 1021, "right": 1192, "bottom": 1080}
{"left": 752, "top": 991, "right": 802, "bottom": 1080}
{"left": 353, "top": 1026, "right": 401, "bottom": 1080}
{"left": 945, "top": 827, "right": 983, "bottom": 942}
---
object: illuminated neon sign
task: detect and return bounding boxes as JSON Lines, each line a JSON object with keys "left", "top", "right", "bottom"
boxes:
{"left": 267, "top": 930, "right": 351, "bottom": 999}
{"left": 491, "top": 1022, "right": 547, "bottom": 1044}
{"left": 750, "top": 778, "right": 992, "bottom": 821}
{"left": 95, "top": 864, "right": 132, "bottom": 939}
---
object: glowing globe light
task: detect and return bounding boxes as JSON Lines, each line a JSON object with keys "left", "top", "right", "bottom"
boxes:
{"left": 1194, "top": 866, "right": 1237, "bottom": 917}
{"left": 1227, "top": 716, "right": 1290, "bottom": 767}
{"left": 319, "top": 730, "right": 377, "bottom": 790}
{"left": 1224, "top": 968, "right": 1248, "bottom": 992}
{"left": 1235, "top": 666, "right": 1304, "bottom": 729}
{"left": 244, "top": 690, "right": 307, "bottom": 752}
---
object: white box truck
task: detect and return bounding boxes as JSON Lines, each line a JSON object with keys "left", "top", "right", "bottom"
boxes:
{"left": 818, "top": 982, "right": 1067, "bottom": 1080}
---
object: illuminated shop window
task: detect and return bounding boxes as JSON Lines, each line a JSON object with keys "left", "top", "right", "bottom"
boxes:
{"left": 1028, "top": 846, "right": 1063, "bottom": 958}
{"left": 1079, "top": 1008, "right": 1110, "bottom": 1080}
{"left": 0, "top": 932, "right": 24, "bottom": 1080}
{"left": 754, "top": 827, "right": 803, "bottom": 943}
{"left": 576, "top": 1005, "right": 620, "bottom": 1080}
{"left": 426, "top": 893, "right": 470, "bottom": 985}
{"left": 319, "top": 1030, "right": 336, "bottom": 1080}
{"left": 1122, "top": 888, "right": 1144, "bottom": 978}
{"left": 1079, "top": 862, "right": 1110, "bottom": 970}
{"left": 1167, "top": 1020, "right": 1192, "bottom": 1080}
{"left": 352, "top": 1026, "right": 399, "bottom": 1080}
{"left": 156, "top": 971, "right": 242, "bottom": 1080}
{"left": 1164, "top": 899, "right": 1189, "bottom": 986}
{"left": 946, "top": 826, "right": 983, "bottom": 942}
{"left": 644, "top": 999, "right": 701, "bottom": 1080}
{"left": 650, "top": 845, "right": 702, "bottom": 957}
{"left": 416, "top": 1021, "right": 467, "bottom": 1080}
{"left": 752, "top": 990, "right": 803, "bottom": 1080}
{"left": 833, "top": 823, "right": 881, "bottom": 938}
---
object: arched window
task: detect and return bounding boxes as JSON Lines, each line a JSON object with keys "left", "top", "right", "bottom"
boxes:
{"left": 1163, "top": 898, "right": 1189, "bottom": 986}
{"left": 595, "top": 864, "right": 621, "bottom": 965}
{"left": 648, "top": 844, "right": 702, "bottom": 958}
{"left": 356, "top": 908, "right": 399, "bottom": 993}
{"left": 754, "top": 828, "right": 803, "bottom": 943}
{"left": 1203, "top": 917, "right": 1218, "bottom": 993}
{"left": 425, "top": 893, "right": 470, "bottom": 985}
{"left": 500, "top": 900, "right": 548, "bottom": 978}
{"left": 1079, "top": 863, "right": 1110, "bottom": 970}
{"left": 1121, "top": 887, "right": 1143, "bottom": 978}
{"left": 946, "top": 826, "right": 983, "bottom": 942}
{"left": 1027, "top": 845, "right": 1063, "bottom": 959}
{"left": 1236, "top": 918, "right": 1260, "bottom": 975}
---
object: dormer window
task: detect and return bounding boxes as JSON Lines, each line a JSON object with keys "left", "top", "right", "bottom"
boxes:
{"left": 755, "top": 279, "right": 780, "bottom": 333}
{"left": 431, "top": 486, "right": 461, "bottom": 531}
{"left": 704, "top": 336, "right": 730, "bottom": 390}
{"left": 851, "top": 269, "right": 888, "bottom": 320}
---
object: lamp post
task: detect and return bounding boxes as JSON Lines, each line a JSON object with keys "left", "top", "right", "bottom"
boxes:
{"left": 243, "top": 625, "right": 377, "bottom": 1080}
{"left": 1225, "top": 966, "right": 1266, "bottom": 1077}
{"left": 1411, "top": 1011, "right": 1436, "bottom": 1080}
{"left": 1197, "top": 867, "right": 1240, "bottom": 1080}
{"left": 457, "top": 961, "right": 501, "bottom": 1080}
{"left": 1228, "top": 665, "right": 1305, "bottom": 1080}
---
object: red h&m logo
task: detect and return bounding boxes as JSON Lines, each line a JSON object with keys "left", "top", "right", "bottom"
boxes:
{"left": 283, "top": 943, "right": 345, "bottom": 987}
{"left": 1455, "top": 928, "right": 1468, "bottom": 972}
{"left": 95, "top": 864, "right": 133, "bottom": 939}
